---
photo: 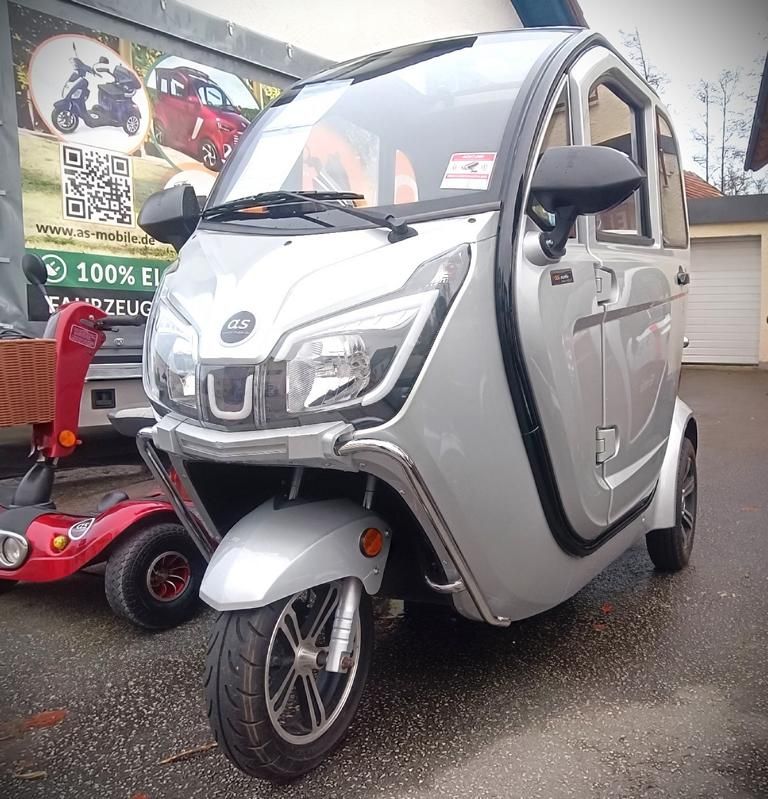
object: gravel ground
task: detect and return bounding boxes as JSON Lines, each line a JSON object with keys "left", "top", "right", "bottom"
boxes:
{"left": 0, "top": 367, "right": 766, "bottom": 799}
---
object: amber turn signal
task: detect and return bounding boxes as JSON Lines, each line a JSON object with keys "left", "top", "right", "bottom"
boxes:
{"left": 58, "top": 430, "right": 77, "bottom": 448}
{"left": 51, "top": 535, "right": 69, "bottom": 552}
{"left": 359, "top": 527, "right": 384, "bottom": 558}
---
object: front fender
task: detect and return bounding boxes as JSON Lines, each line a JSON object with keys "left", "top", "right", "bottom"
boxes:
{"left": 199, "top": 497, "right": 391, "bottom": 611}
{"left": 646, "top": 397, "right": 697, "bottom": 532}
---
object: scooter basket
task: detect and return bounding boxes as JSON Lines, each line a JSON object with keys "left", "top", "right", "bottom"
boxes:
{"left": 0, "top": 339, "right": 56, "bottom": 427}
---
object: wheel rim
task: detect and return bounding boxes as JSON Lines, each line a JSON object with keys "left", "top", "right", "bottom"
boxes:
{"left": 201, "top": 142, "right": 218, "bottom": 168}
{"left": 680, "top": 454, "right": 697, "bottom": 546}
{"left": 126, "top": 115, "right": 140, "bottom": 134}
{"left": 57, "top": 110, "right": 76, "bottom": 131}
{"left": 265, "top": 582, "right": 361, "bottom": 744}
{"left": 146, "top": 550, "right": 191, "bottom": 602}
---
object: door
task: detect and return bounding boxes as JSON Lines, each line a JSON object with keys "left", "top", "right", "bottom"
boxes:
{"left": 684, "top": 237, "right": 761, "bottom": 364}
{"left": 515, "top": 77, "right": 612, "bottom": 540}
{"left": 574, "top": 51, "right": 688, "bottom": 524}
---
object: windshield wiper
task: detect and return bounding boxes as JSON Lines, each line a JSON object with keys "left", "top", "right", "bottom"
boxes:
{"left": 203, "top": 190, "right": 418, "bottom": 243}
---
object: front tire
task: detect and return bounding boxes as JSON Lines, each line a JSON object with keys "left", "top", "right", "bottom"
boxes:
{"left": 205, "top": 582, "right": 373, "bottom": 781}
{"left": 51, "top": 107, "right": 78, "bottom": 133}
{"left": 199, "top": 138, "right": 222, "bottom": 171}
{"left": 646, "top": 437, "right": 698, "bottom": 571}
{"left": 104, "top": 522, "right": 204, "bottom": 629}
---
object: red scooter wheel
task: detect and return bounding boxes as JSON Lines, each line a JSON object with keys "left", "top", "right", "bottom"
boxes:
{"left": 104, "top": 522, "right": 204, "bottom": 629}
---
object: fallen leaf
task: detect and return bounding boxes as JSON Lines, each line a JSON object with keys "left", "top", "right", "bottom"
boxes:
{"left": 129, "top": 794, "right": 150, "bottom": 799}
{"left": 21, "top": 709, "right": 68, "bottom": 731}
{"left": 0, "top": 709, "right": 68, "bottom": 741}
{"left": 592, "top": 622, "right": 607, "bottom": 632}
{"left": 158, "top": 741, "right": 217, "bottom": 765}
{"left": 600, "top": 602, "right": 614, "bottom": 615}
{"left": 741, "top": 506, "right": 759, "bottom": 512}
{"left": 15, "top": 770, "right": 47, "bottom": 781}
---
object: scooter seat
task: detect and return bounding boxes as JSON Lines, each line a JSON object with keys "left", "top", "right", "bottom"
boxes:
{"left": 0, "top": 484, "right": 17, "bottom": 507}
{"left": 96, "top": 490, "right": 129, "bottom": 513}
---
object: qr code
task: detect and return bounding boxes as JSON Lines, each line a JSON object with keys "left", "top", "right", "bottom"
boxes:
{"left": 60, "top": 143, "right": 134, "bottom": 227}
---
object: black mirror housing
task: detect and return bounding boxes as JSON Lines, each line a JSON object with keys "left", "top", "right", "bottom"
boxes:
{"left": 138, "top": 184, "right": 201, "bottom": 252}
{"left": 530, "top": 146, "right": 645, "bottom": 258}
{"left": 22, "top": 253, "right": 48, "bottom": 285}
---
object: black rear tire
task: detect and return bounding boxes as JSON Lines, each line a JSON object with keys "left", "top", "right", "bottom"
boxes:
{"left": 205, "top": 585, "right": 373, "bottom": 781}
{"left": 104, "top": 522, "right": 204, "bottom": 629}
{"left": 646, "top": 437, "right": 697, "bottom": 571}
{"left": 0, "top": 580, "right": 18, "bottom": 594}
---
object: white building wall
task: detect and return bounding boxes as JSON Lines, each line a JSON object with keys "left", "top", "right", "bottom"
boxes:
{"left": 178, "top": 0, "right": 522, "bottom": 62}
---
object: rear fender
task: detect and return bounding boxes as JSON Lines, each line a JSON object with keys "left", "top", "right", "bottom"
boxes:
{"left": 199, "top": 497, "right": 391, "bottom": 612}
{"left": 646, "top": 398, "right": 697, "bottom": 532}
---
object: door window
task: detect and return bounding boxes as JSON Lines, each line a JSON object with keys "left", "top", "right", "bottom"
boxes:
{"left": 530, "top": 84, "right": 574, "bottom": 233}
{"left": 170, "top": 78, "right": 185, "bottom": 97}
{"left": 158, "top": 77, "right": 169, "bottom": 95}
{"left": 588, "top": 81, "right": 648, "bottom": 241}
{"left": 656, "top": 112, "right": 688, "bottom": 248}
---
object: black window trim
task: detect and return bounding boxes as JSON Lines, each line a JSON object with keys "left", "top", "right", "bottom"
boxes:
{"left": 587, "top": 74, "right": 654, "bottom": 246}
{"left": 655, "top": 108, "right": 690, "bottom": 249}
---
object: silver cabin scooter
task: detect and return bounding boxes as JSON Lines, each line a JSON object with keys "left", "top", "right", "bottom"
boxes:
{"left": 137, "top": 28, "right": 697, "bottom": 780}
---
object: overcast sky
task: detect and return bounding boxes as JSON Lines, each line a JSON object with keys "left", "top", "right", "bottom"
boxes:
{"left": 579, "top": 0, "right": 768, "bottom": 177}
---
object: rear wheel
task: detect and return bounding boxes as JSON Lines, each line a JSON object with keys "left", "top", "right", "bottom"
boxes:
{"left": 123, "top": 113, "right": 141, "bottom": 135}
{"left": 152, "top": 119, "right": 165, "bottom": 146}
{"left": 205, "top": 582, "right": 373, "bottom": 781}
{"left": 104, "top": 522, "right": 204, "bottom": 629}
{"left": 646, "top": 437, "right": 697, "bottom": 571}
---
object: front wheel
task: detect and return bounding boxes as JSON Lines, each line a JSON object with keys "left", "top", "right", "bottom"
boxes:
{"left": 51, "top": 107, "right": 78, "bottom": 133}
{"left": 205, "top": 582, "right": 373, "bottom": 781}
{"left": 199, "top": 138, "right": 222, "bottom": 171}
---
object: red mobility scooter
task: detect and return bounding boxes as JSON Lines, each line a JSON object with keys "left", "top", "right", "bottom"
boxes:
{"left": 0, "top": 255, "right": 204, "bottom": 629}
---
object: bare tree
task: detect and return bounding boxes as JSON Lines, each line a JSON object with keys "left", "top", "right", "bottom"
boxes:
{"left": 691, "top": 80, "right": 713, "bottom": 182}
{"left": 620, "top": 27, "right": 669, "bottom": 94}
{"left": 713, "top": 69, "right": 742, "bottom": 193}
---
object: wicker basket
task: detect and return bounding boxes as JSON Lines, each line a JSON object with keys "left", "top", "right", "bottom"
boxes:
{"left": 0, "top": 339, "right": 57, "bottom": 427}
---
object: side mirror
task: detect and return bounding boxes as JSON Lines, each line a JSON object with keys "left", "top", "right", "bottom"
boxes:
{"left": 98, "top": 56, "right": 109, "bottom": 64}
{"left": 138, "top": 184, "right": 201, "bottom": 252}
{"left": 22, "top": 253, "right": 48, "bottom": 285}
{"left": 530, "top": 145, "right": 645, "bottom": 259}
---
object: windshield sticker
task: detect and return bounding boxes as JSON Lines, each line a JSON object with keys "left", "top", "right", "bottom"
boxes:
{"left": 441, "top": 152, "right": 496, "bottom": 191}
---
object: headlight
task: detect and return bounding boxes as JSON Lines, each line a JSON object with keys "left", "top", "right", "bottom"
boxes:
{"left": 144, "top": 286, "right": 198, "bottom": 415}
{"left": 0, "top": 533, "right": 29, "bottom": 569}
{"left": 265, "top": 244, "right": 471, "bottom": 420}
{"left": 216, "top": 120, "right": 234, "bottom": 132}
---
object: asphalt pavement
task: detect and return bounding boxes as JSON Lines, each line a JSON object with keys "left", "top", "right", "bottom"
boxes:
{"left": 0, "top": 367, "right": 766, "bottom": 799}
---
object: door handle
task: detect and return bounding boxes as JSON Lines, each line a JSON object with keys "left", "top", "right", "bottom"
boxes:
{"left": 676, "top": 268, "right": 690, "bottom": 286}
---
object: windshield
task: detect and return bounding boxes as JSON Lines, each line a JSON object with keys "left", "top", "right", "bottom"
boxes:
{"left": 196, "top": 83, "right": 237, "bottom": 111}
{"left": 206, "top": 30, "right": 569, "bottom": 230}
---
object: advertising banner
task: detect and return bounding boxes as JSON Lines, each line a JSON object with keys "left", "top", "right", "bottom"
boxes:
{"left": 9, "top": 2, "right": 281, "bottom": 320}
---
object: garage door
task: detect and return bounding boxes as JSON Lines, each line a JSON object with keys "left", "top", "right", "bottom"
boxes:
{"left": 684, "top": 237, "right": 761, "bottom": 364}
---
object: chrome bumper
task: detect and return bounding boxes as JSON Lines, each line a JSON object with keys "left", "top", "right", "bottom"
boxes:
{"left": 136, "top": 429, "right": 220, "bottom": 560}
{"left": 139, "top": 415, "right": 509, "bottom": 628}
